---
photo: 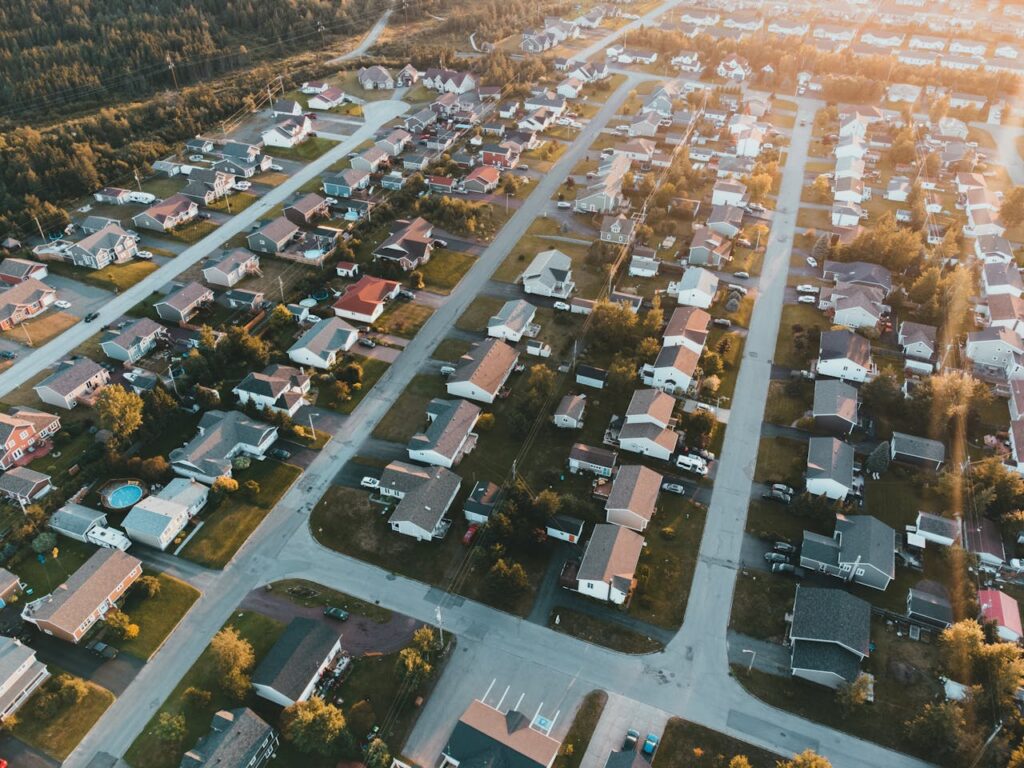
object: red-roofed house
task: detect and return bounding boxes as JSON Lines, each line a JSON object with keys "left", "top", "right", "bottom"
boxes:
{"left": 463, "top": 166, "right": 500, "bottom": 194}
{"left": 979, "top": 588, "right": 1023, "bottom": 642}
{"left": 333, "top": 276, "right": 401, "bottom": 323}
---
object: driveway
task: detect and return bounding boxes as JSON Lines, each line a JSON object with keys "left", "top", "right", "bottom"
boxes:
{"left": 0, "top": 735, "right": 57, "bottom": 768}
{"left": 45, "top": 275, "right": 111, "bottom": 317}
{"left": 579, "top": 693, "right": 671, "bottom": 768}
{"left": 25, "top": 628, "right": 144, "bottom": 696}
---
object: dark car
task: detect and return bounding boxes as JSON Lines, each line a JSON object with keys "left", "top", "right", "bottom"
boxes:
{"left": 323, "top": 606, "right": 350, "bottom": 621}
{"left": 0, "top": 351, "right": 15, "bottom": 360}
{"left": 773, "top": 541, "right": 796, "bottom": 555}
{"left": 623, "top": 729, "right": 640, "bottom": 750}
{"left": 358, "top": 337, "right": 377, "bottom": 349}
{"left": 764, "top": 552, "right": 789, "bottom": 564}
{"left": 772, "top": 562, "right": 806, "bottom": 579}
{"left": 84, "top": 311, "right": 100, "bottom": 322}
{"left": 87, "top": 640, "right": 118, "bottom": 660}
{"left": 268, "top": 448, "right": 292, "bottom": 461}
{"left": 761, "top": 489, "right": 792, "bottom": 504}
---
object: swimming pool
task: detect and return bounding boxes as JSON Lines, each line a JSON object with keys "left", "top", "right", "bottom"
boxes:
{"left": 102, "top": 482, "right": 145, "bottom": 509}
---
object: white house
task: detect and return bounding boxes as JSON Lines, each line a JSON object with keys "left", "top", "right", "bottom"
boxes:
{"left": 521, "top": 250, "right": 575, "bottom": 298}
{"left": 816, "top": 330, "right": 875, "bottom": 383}
{"left": 260, "top": 116, "right": 312, "bottom": 149}
{"left": 711, "top": 180, "right": 746, "bottom": 207}
{"left": 487, "top": 300, "right": 537, "bottom": 343}
{"left": 232, "top": 364, "right": 310, "bottom": 417}
{"left": 121, "top": 479, "right": 208, "bottom": 550}
{"left": 554, "top": 393, "right": 586, "bottom": 429}
{"left": 806, "top": 437, "right": 855, "bottom": 500}
{"left": 573, "top": 524, "right": 644, "bottom": 605}
{"left": 287, "top": 317, "right": 357, "bottom": 370}
{"left": 445, "top": 339, "right": 519, "bottom": 404}
{"left": 407, "top": 399, "right": 481, "bottom": 469}
{"left": 380, "top": 461, "right": 461, "bottom": 541}
{"left": 668, "top": 267, "right": 719, "bottom": 309}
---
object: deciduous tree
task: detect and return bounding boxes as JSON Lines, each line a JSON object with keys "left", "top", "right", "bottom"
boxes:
{"left": 282, "top": 697, "right": 349, "bottom": 756}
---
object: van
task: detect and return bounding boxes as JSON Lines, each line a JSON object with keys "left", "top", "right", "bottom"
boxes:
{"left": 675, "top": 454, "right": 708, "bottom": 476}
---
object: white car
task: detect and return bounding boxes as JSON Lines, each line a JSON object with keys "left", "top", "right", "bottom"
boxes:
{"left": 359, "top": 476, "right": 379, "bottom": 490}
{"left": 553, "top": 301, "right": 571, "bottom": 311}
{"left": 54, "top": 300, "right": 72, "bottom": 310}
{"left": 188, "top": 154, "right": 205, "bottom": 162}
{"left": 269, "top": 164, "right": 284, "bottom": 172}
{"left": 234, "top": 181, "right": 252, "bottom": 191}
{"left": 676, "top": 454, "right": 708, "bottom": 476}
{"left": 797, "top": 295, "right": 817, "bottom": 304}
{"left": 805, "top": 256, "right": 817, "bottom": 268}
{"left": 796, "top": 284, "right": 819, "bottom": 294}
{"left": 324, "top": 197, "right": 338, "bottom": 205}
{"left": 557, "top": 201, "right": 572, "bottom": 209}
{"left": 136, "top": 250, "right": 153, "bottom": 260}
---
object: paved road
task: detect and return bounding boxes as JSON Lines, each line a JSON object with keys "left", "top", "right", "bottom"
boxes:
{"left": 573, "top": 0, "right": 687, "bottom": 62}
{"left": 327, "top": 8, "right": 392, "bottom": 65}
{"left": 0, "top": 100, "right": 408, "bottom": 399}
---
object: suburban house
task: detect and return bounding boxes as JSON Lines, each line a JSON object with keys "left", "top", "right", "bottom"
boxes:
{"left": 520, "top": 250, "right": 575, "bottom": 298}
{"left": 463, "top": 166, "right": 500, "bottom": 194}
{"left": 272, "top": 99, "right": 302, "bottom": 116}
{"left": 0, "top": 407, "right": 60, "bottom": 470}
{"left": 711, "top": 180, "right": 747, "bottom": 207}
{"left": 407, "top": 398, "right": 481, "bottom": 468}
{"left": 788, "top": 585, "right": 871, "bottom": 689}
{"left": 572, "top": 523, "right": 644, "bottom": 605}
{"left": 446, "top": 339, "right": 519, "bottom": 404}
{"left": 806, "top": 436, "right": 855, "bottom": 500}
{"left": 182, "top": 708, "right": 278, "bottom": 768}
{"left": 668, "top": 267, "right": 718, "bottom": 309}
{"left": 663, "top": 307, "right": 710, "bottom": 353}
{"left": 247, "top": 217, "right": 300, "bottom": 255}
{"left": 890, "top": 432, "right": 945, "bottom": 470}
{"left": 332, "top": 276, "right": 400, "bottom": 323}
{"left": 907, "top": 586, "right": 954, "bottom": 629}
{"left": 324, "top": 168, "right": 371, "bottom": 198}
{"left": 0, "top": 279, "right": 56, "bottom": 331}
{"left": 308, "top": 87, "right": 346, "bottom": 110}
{"left": 617, "top": 389, "right": 678, "bottom": 462}
{"left": 0, "top": 258, "right": 47, "bottom": 285}
{"left": 122, "top": 478, "right": 208, "bottom": 550}
{"left": 706, "top": 205, "right": 743, "bottom": 240}
{"left": 605, "top": 464, "right": 662, "bottom": 532}
{"left": 287, "top": 317, "right": 357, "bottom": 369}
{"left": 233, "top": 364, "right": 311, "bottom": 417}
{"left": 898, "top": 321, "right": 938, "bottom": 364}
{"left": 800, "top": 514, "right": 896, "bottom": 590}
{"left": 379, "top": 461, "right": 462, "bottom": 541}
{"left": 66, "top": 223, "right": 138, "bottom": 269}
{"left": 979, "top": 589, "right": 1023, "bottom": 642}
{"left": 816, "top": 330, "right": 874, "bottom": 382}
{"left": 0, "top": 466, "right": 53, "bottom": 505}
{"left": 642, "top": 343, "right": 699, "bottom": 394}
{"left": 21, "top": 548, "right": 142, "bottom": 643}
{"left": 373, "top": 218, "right": 434, "bottom": 271}
{"left": 716, "top": 54, "right": 751, "bottom": 81}
{"left": 574, "top": 154, "right": 629, "bottom": 213}
{"left": 261, "top": 116, "right": 312, "bottom": 149}
{"left": 812, "top": 379, "right": 859, "bottom": 434}
{"left": 568, "top": 443, "right": 616, "bottom": 477}
{"left": 154, "top": 281, "right": 214, "bottom": 324}
{"left": 464, "top": 480, "right": 500, "bottom": 525}
{"left": 687, "top": 226, "right": 732, "bottom": 267}
{"left": 33, "top": 358, "right": 110, "bottom": 409}
{"left": 442, "top": 699, "right": 561, "bottom": 768}
{"left": 377, "top": 128, "right": 412, "bottom": 157}
{"left": 358, "top": 65, "right": 395, "bottom": 89}
{"left": 284, "top": 193, "right": 330, "bottom": 226}
{"left": 253, "top": 618, "right": 343, "bottom": 707}
{"left": 202, "top": 249, "right": 261, "bottom": 288}
{"left": 554, "top": 393, "right": 586, "bottom": 429}
{"left": 914, "top": 511, "right": 961, "bottom": 548}
{"left": 100, "top": 317, "right": 166, "bottom": 363}
{"left": 966, "top": 518, "right": 1007, "bottom": 571}
{"left": 352, "top": 146, "right": 389, "bottom": 173}
{"left": 49, "top": 503, "right": 107, "bottom": 544}
{"left": 132, "top": 194, "right": 198, "bottom": 232}
{"left": 487, "top": 300, "right": 537, "bottom": 343}
{"left": 181, "top": 168, "right": 235, "bottom": 206}
{"left": 170, "top": 410, "right": 278, "bottom": 484}
{"left": 0, "top": 637, "right": 49, "bottom": 722}
{"left": 600, "top": 214, "right": 635, "bottom": 245}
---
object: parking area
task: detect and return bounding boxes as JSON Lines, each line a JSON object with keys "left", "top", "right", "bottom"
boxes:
{"left": 580, "top": 691, "right": 671, "bottom": 768}
{"left": 44, "top": 274, "right": 112, "bottom": 318}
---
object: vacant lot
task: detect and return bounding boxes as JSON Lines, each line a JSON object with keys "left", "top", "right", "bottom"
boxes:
{"left": 264, "top": 136, "right": 338, "bottom": 162}
{"left": 655, "top": 717, "right": 780, "bottom": 768}
{"left": 166, "top": 219, "right": 219, "bottom": 244}
{"left": 46, "top": 259, "right": 159, "bottom": 292}
{"left": 774, "top": 304, "right": 827, "bottom": 370}
{"left": 753, "top": 436, "right": 807, "bottom": 486}
{"left": 730, "top": 570, "right": 795, "bottom": 641}
{"left": 456, "top": 295, "right": 505, "bottom": 332}
{"left": 1, "top": 310, "right": 77, "bottom": 346}
{"left": 763, "top": 380, "right": 813, "bottom": 427}
{"left": 420, "top": 250, "right": 476, "bottom": 293}
{"left": 372, "top": 374, "right": 444, "bottom": 441}
{"left": 374, "top": 300, "right": 433, "bottom": 338}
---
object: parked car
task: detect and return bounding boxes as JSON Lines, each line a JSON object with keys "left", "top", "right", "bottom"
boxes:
{"left": 463, "top": 524, "right": 480, "bottom": 546}
{"left": 557, "top": 201, "right": 572, "bottom": 209}
{"left": 642, "top": 734, "right": 659, "bottom": 756}
{"left": 433, "top": 239, "right": 448, "bottom": 248}
{"left": 136, "top": 250, "right": 153, "bottom": 260}
{"left": 358, "top": 337, "right": 377, "bottom": 349}
{"left": 764, "top": 552, "right": 789, "bottom": 564}
{"left": 323, "top": 606, "right": 350, "bottom": 621}
{"left": 0, "top": 351, "right": 15, "bottom": 360}
{"left": 623, "top": 729, "right": 640, "bottom": 751}
{"left": 762, "top": 489, "right": 792, "bottom": 504}
{"left": 771, "top": 483, "right": 797, "bottom": 496}
{"left": 773, "top": 541, "right": 796, "bottom": 555}
{"left": 439, "top": 365, "right": 457, "bottom": 377}
{"left": 675, "top": 454, "right": 708, "bottom": 476}
{"left": 188, "top": 154, "right": 205, "bottom": 162}
{"left": 733, "top": 271, "right": 750, "bottom": 279}
{"left": 54, "top": 300, "right": 72, "bottom": 310}
{"left": 324, "top": 197, "right": 339, "bottom": 205}
{"left": 84, "top": 312, "right": 100, "bottom": 322}
{"left": 360, "top": 476, "right": 379, "bottom": 489}
{"left": 797, "top": 295, "right": 816, "bottom": 304}
{"left": 87, "top": 640, "right": 118, "bottom": 660}
{"left": 268, "top": 448, "right": 292, "bottom": 460}
{"left": 661, "top": 482, "right": 686, "bottom": 495}
{"left": 772, "top": 562, "right": 806, "bottom": 579}
{"left": 712, "top": 318, "right": 732, "bottom": 328}
{"left": 269, "top": 164, "right": 285, "bottom": 172}
{"left": 234, "top": 181, "right": 252, "bottom": 191}
{"left": 518, "top": 165, "right": 530, "bottom": 172}
{"left": 553, "top": 301, "right": 571, "bottom": 311}
{"left": 805, "top": 256, "right": 817, "bottom": 268}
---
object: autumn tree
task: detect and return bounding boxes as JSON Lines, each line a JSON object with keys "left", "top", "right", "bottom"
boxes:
{"left": 1000, "top": 187, "right": 1024, "bottom": 229}
{"left": 153, "top": 712, "right": 186, "bottom": 745}
{"left": 210, "top": 627, "right": 255, "bottom": 700}
{"left": 365, "top": 738, "right": 392, "bottom": 768}
{"left": 31, "top": 531, "right": 56, "bottom": 554}
{"left": 836, "top": 673, "right": 872, "bottom": 713}
{"left": 133, "top": 575, "right": 162, "bottom": 599}
{"left": 267, "top": 304, "right": 293, "bottom": 333}
{"left": 106, "top": 610, "right": 140, "bottom": 640}
{"left": 811, "top": 175, "right": 831, "bottom": 202}
{"left": 397, "top": 647, "right": 433, "bottom": 687}
{"left": 413, "top": 626, "right": 438, "bottom": 654}
{"left": 282, "top": 697, "right": 349, "bottom": 756}
{"left": 95, "top": 384, "right": 145, "bottom": 447}
{"left": 779, "top": 750, "right": 832, "bottom": 768}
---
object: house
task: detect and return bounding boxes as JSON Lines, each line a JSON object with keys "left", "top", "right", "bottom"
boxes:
{"left": 252, "top": 618, "right": 343, "bottom": 707}
{"left": 574, "top": 154, "right": 629, "bottom": 213}
{"left": 287, "top": 317, "right": 357, "bottom": 369}
{"left": 822, "top": 261, "right": 892, "bottom": 293}
{"left": 464, "top": 480, "right": 500, "bottom": 525}
{"left": 816, "top": 330, "right": 874, "bottom": 383}
{"left": 617, "top": 389, "right": 678, "bottom": 462}
{"left": 800, "top": 514, "right": 896, "bottom": 590}
{"left": 352, "top": 146, "right": 389, "bottom": 173}
{"left": 261, "top": 116, "right": 311, "bottom": 149}
{"left": 422, "top": 68, "right": 477, "bottom": 94}
{"left": 573, "top": 523, "right": 644, "bottom": 605}
{"left": 568, "top": 442, "right": 616, "bottom": 477}
{"left": 462, "top": 166, "right": 500, "bottom": 195}
{"left": 628, "top": 112, "right": 661, "bottom": 138}
{"left": 122, "top": 478, "right": 208, "bottom": 550}
{"left": 49, "top": 503, "right": 107, "bottom": 543}
{"left": 0, "top": 637, "right": 48, "bottom": 722}
{"left": 629, "top": 253, "right": 659, "bottom": 278}
{"left": 487, "top": 300, "right": 537, "bottom": 343}
{"left": 663, "top": 307, "right": 709, "bottom": 353}
{"left": 975, "top": 234, "right": 1014, "bottom": 264}
{"left": 966, "top": 517, "right": 1006, "bottom": 571}
{"left": 669, "top": 267, "right": 718, "bottom": 309}
{"left": 983, "top": 262, "right": 1023, "bottom": 297}
{"left": 0, "top": 258, "right": 47, "bottom": 286}
{"left": 557, "top": 77, "right": 585, "bottom": 100}
{"left": 711, "top": 180, "right": 746, "bottom": 207}
{"left": 547, "top": 515, "right": 584, "bottom": 544}
{"left": 377, "top": 128, "right": 411, "bottom": 158}
{"left": 554, "top": 393, "right": 586, "bottom": 429}
{"left": 93, "top": 186, "right": 132, "bottom": 205}
{"left": 915, "top": 511, "right": 961, "bottom": 548}
{"left": 379, "top": 461, "right": 461, "bottom": 541}
{"left": 272, "top": 99, "right": 302, "bottom": 117}
{"left": 332, "top": 276, "right": 400, "bottom": 323}
{"left": 373, "top": 218, "right": 434, "bottom": 271}
{"left": 788, "top": 586, "right": 871, "bottom": 689}
{"left": 812, "top": 379, "right": 859, "bottom": 435}
{"left": 201, "top": 249, "right": 260, "bottom": 289}
{"left": 898, "top": 322, "right": 937, "bottom": 363}
{"left": 979, "top": 589, "right": 1023, "bottom": 642}
{"left": 716, "top": 54, "right": 751, "bottom": 82}
{"left": 827, "top": 283, "right": 888, "bottom": 331}
{"left": 706, "top": 205, "right": 743, "bottom": 240}
{"left": 442, "top": 699, "right": 561, "bottom": 768}
{"left": 98, "top": 318, "right": 164, "bottom": 364}
{"left": 407, "top": 399, "right": 481, "bottom": 468}
{"left": 182, "top": 708, "right": 278, "bottom": 768}
{"left": 154, "top": 282, "right": 213, "bottom": 324}
{"left": 446, "top": 339, "right": 519, "bottom": 404}
{"left": 132, "top": 194, "right": 198, "bottom": 232}
{"left": 806, "top": 437, "right": 855, "bottom": 500}
{"left": 687, "top": 226, "right": 731, "bottom": 267}
{"left": 323, "top": 168, "right": 371, "bottom": 199}
{"left": 601, "top": 214, "right": 635, "bottom": 245}
{"left": 831, "top": 203, "right": 864, "bottom": 228}
{"left": 521, "top": 250, "right": 575, "bottom": 298}
{"left": 576, "top": 364, "right": 607, "bottom": 390}
{"left": 396, "top": 64, "right": 420, "bottom": 86}
{"left": 642, "top": 343, "right": 698, "bottom": 394}
{"left": 233, "top": 364, "right": 310, "bottom": 417}
{"left": 605, "top": 464, "right": 662, "bottom": 532}
{"left": 170, "top": 410, "right": 277, "bottom": 484}
{"left": 181, "top": 169, "right": 235, "bottom": 206}
{"left": 308, "top": 87, "right": 347, "bottom": 110}
{"left": 21, "top": 548, "right": 142, "bottom": 643}
{"left": 890, "top": 432, "right": 945, "bottom": 470}
{"left": 907, "top": 585, "right": 954, "bottom": 629}
{"left": 284, "top": 193, "right": 329, "bottom": 226}
{"left": 34, "top": 358, "right": 110, "bottom": 410}
{"left": 0, "top": 467, "right": 53, "bottom": 505}
{"left": 0, "top": 407, "right": 60, "bottom": 470}
{"left": 0, "top": 279, "right": 56, "bottom": 331}
{"left": 247, "top": 217, "right": 300, "bottom": 255}
{"left": 66, "top": 224, "right": 138, "bottom": 269}
{"left": 671, "top": 50, "right": 703, "bottom": 72}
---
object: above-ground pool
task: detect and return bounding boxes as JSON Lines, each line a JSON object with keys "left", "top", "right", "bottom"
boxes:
{"left": 100, "top": 480, "right": 146, "bottom": 510}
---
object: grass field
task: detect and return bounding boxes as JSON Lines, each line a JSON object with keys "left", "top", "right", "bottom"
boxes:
{"left": 763, "top": 380, "right": 812, "bottom": 426}
{"left": 374, "top": 301, "right": 434, "bottom": 338}
{"left": 553, "top": 691, "right": 607, "bottom": 768}
{"left": 167, "top": 219, "right": 219, "bottom": 244}
{"left": 730, "top": 570, "right": 796, "bottom": 641}
{"left": 0, "top": 310, "right": 77, "bottom": 346}
{"left": 14, "top": 674, "right": 114, "bottom": 760}
{"left": 207, "top": 191, "right": 259, "bottom": 214}
{"left": 180, "top": 461, "right": 301, "bottom": 568}
{"left": 753, "top": 436, "right": 807, "bottom": 486}
{"left": 548, "top": 607, "right": 662, "bottom": 653}
{"left": 432, "top": 337, "right": 473, "bottom": 362}
{"left": 115, "top": 573, "right": 200, "bottom": 660}
{"left": 420, "top": 250, "right": 476, "bottom": 293}
{"left": 45, "top": 259, "right": 159, "bottom": 292}
{"left": 655, "top": 717, "right": 780, "bottom": 768}
{"left": 372, "top": 374, "right": 444, "bottom": 441}
{"left": 456, "top": 295, "right": 505, "bottom": 332}
{"left": 12, "top": 536, "right": 96, "bottom": 595}
{"left": 264, "top": 136, "right": 338, "bottom": 162}
{"left": 774, "top": 304, "right": 827, "bottom": 370}
{"left": 268, "top": 578, "right": 392, "bottom": 623}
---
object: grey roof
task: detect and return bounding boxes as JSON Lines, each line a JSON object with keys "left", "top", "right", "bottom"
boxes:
{"left": 836, "top": 514, "right": 896, "bottom": 578}
{"left": 819, "top": 330, "right": 871, "bottom": 367}
{"left": 891, "top": 431, "right": 946, "bottom": 463}
{"left": 204, "top": 248, "right": 257, "bottom": 276}
{"left": 181, "top": 708, "right": 275, "bottom": 768}
{"left": 790, "top": 585, "right": 871, "bottom": 656}
{"left": 156, "top": 281, "right": 212, "bottom": 314}
{"left": 252, "top": 618, "right": 340, "bottom": 698}
{"left": 555, "top": 393, "right": 586, "bottom": 422}
{"left": 104, "top": 317, "right": 164, "bottom": 352}
{"left": 288, "top": 317, "right": 357, "bottom": 359}
{"left": 488, "top": 300, "right": 536, "bottom": 334}
{"left": 122, "top": 506, "right": 178, "bottom": 539}
{"left": 36, "top": 358, "right": 106, "bottom": 397}
{"left": 806, "top": 437, "right": 854, "bottom": 486}
{"left": 908, "top": 585, "right": 953, "bottom": 626}
{"left": 464, "top": 480, "right": 500, "bottom": 520}
{"left": 791, "top": 639, "right": 863, "bottom": 684}
{"left": 170, "top": 410, "right": 276, "bottom": 479}
{"left": 0, "top": 466, "right": 51, "bottom": 498}
{"left": 822, "top": 260, "right": 892, "bottom": 292}
{"left": 408, "top": 398, "right": 481, "bottom": 461}
{"left": 916, "top": 511, "right": 961, "bottom": 542}
{"left": 577, "top": 523, "right": 644, "bottom": 593}
{"left": 812, "top": 379, "right": 858, "bottom": 424}
{"left": 605, "top": 750, "right": 650, "bottom": 768}
{"left": 522, "top": 249, "right": 572, "bottom": 292}
{"left": 50, "top": 503, "right": 106, "bottom": 538}
{"left": 382, "top": 461, "right": 461, "bottom": 533}
{"left": 679, "top": 266, "right": 719, "bottom": 294}
{"left": 801, "top": 530, "right": 840, "bottom": 566}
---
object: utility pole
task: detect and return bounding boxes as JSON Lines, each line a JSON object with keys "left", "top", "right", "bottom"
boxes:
{"left": 34, "top": 216, "right": 45, "bottom": 243}
{"left": 308, "top": 412, "right": 318, "bottom": 441}
{"left": 22, "top": 324, "right": 32, "bottom": 348}
{"left": 134, "top": 168, "right": 143, "bottom": 192}
{"left": 317, "top": 20, "right": 327, "bottom": 48}
{"left": 279, "top": 275, "right": 285, "bottom": 302}
{"left": 167, "top": 55, "right": 179, "bottom": 91}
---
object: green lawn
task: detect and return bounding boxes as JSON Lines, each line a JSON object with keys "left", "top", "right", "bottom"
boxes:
{"left": 432, "top": 337, "right": 473, "bottom": 362}
{"left": 456, "top": 295, "right": 505, "bottom": 332}
{"left": 207, "top": 191, "right": 259, "bottom": 214}
{"left": 373, "top": 301, "right": 434, "bottom": 339}
{"left": 774, "top": 304, "right": 827, "bottom": 370}
{"left": 753, "top": 436, "right": 807, "bottom": 486}
{"left": 655, "top": 717, "right": 780, "bottom": 768}
{"left": 14, "top": 673, "right": 114, "bottom": 761}
{"left": 115, "top": 573, "right": 200, "bottom": 660}
{"left": 12, "top": 536, "right": 96, "bottom": 596}
{"left": 45, "top": 259, "right": 160, "bottom": 292}
{"left": 548, "top": 607, "right": 662, "bottom": 653}
{"left": 167, "top": 219, "right": 219, "bottom": 244}
{"left": 267, "top": 578, "right": 392, "bottom": 623}
{"left": 372, "top": 374, "right": 444, "bottom": 442}
{"left": 495, "top": 223, "right": 598, "bottom": 296}
{"left": 554, "top": 691, "right": 607, "bottom": 768}
{"left": 420, "top": 250, "right": 476, "bottom": 293}
{"left": 763, "top": 380, "right": 813, "bottom": 427}
{"left": 315, "top": 356, "right": 390, "bottom": 415}
{"left": 730, "top": 570, "right": 796, "bottom": 641}
{"left": 266, "top": 136, "right": 338, "bottom": 162}
{"left": 125, "top": 611, "right": 285, "bottom": 768}
{"left": 0, "top": 310, "right": 78, "bottom": 346}
{"left": 180, "top": 461, "right": 301, "bottom": 568}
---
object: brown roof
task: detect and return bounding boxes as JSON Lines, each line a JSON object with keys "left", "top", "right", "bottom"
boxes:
{"left": 605, "top": 464, "right": 662, "bottom": 521}
{"left": 255, "top": 216, "right": 299, "bottom": 244}
{"left": 654, "top": 343, "right": 699, "bottom": 375}
{"left": 577, "top": 523, "right": 644, "bottom": 586}
{"left": 450, "top": 339, "right": 519, "bottom": 396}
{"left": 664, "top": 306, "right": 710, "bottom": 346}
{"left": 569, "top": 442, "right": 617, "bottom": 468}
{"left": 457, "top": 700, "right": 561, "bottom": 768}
{"left": 286, "top": 193, "right": 327, "bottom": 217}
{"left": 25, "top": 548, "right": 140, "bottom": 631}
{"left": 625, "top": 389, "right": 675, "bottom": 424}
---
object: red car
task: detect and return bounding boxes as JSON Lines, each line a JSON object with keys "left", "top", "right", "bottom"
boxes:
{"left": 462, "top": 524, "right": 480, "bottom": 546}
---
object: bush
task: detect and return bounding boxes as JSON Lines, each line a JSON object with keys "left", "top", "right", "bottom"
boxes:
{"left": 243, "top": 480, "right": 261, "bottom": 501}
{"left": 659, "top": 526, "right": 677, "bottom": 540}
{"left": 183, "top": 686, "right": 212, "bottom": 709}
{"left": 133, "top": 575, "right": 161, "bottom": 599}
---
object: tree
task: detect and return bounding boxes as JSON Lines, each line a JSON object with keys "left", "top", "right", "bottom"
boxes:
{"left": 282, "top": 697, "right": 349, "bottom": 756}
{"left": 589, "top": 300, "right": 640, "bottom": 352}
{"left": 701, "top": 350, "right": 724, "bottom": 377}
{"left": 476, "top": 413, "right": 495, "bottom": 431}
{"left": 31, "top": 531, "right": 57, "bottom": 554}
{"left": 365, "top": 738, "right": 392, "bottom": 768}
{"left": 970, "top": 456, "right": 1024, "bottom": 517}
{"left": 267, "top": 303, "right": 293, "bottom": 333}
{"left": 487, "top": 558, "right": 529, "bottom": 596}
{"left": 95, "top": 384, "right": 144, "bottom": 446}
{"left": 134, "top": 575, "right": 162, "bottom": 599}
{"left": 143, "top": 386, "right": 178, "bottom": 433}
{"left": 409, "top": 270, "right": 425, "bottom": 289}
{"left": 347, "top": 699, "right": 376, "bottom": 737}
{"left": 840, "top": 212, "right": 922, "bottom": 272}
{"left": 412, "top": 626, "right": 437, "bottom": 654}
{"left": 153, "top": 712, "right": 186, "bottom": 745}
{"left": 779, "top": 751, "right": 832, "bottom": 768}
{"left": 210, "top": 627, "right": 255, "bottom": 699}
{"left": 906, "top": 700, "right": 981, "bottom": 765}
{"left": 929, "top": 95, "right": 950, "bottom": 124}
{"left": 182, "top": 687, "right": 212, "bottom": 709}
{"left": 328, "top": 380, "right": 352, "bottom": 407}
{"left": 524, "top": 364, "right": 556, "bottom": 403}
{"left": 212, "top": 476, "right": 239, "bottom": 495}
{"left": 106, "top": 610, "right": 139, "bottom": 639}
{"left": 1000, "top": 187, "right": 1024, "bottom": 229}
{"left": 837, "top": 673, "right": 872, "bottom": 713}
{"left": 728, "top": 757, "right": 753, "bottom": 768}
{"left": 864, "top": 442, "right": 890, "bottom": 476}
{"left": 811, "top": 175, "right": 831, "bottom": 201}
{"left": 243, "top": 479, "right": 261, "bottom": 501}
{"left": 397, "top": 647, "right": 433, "bottom": 687}
{"left": 54, "top": 674, "right": 89, "bottom": 706}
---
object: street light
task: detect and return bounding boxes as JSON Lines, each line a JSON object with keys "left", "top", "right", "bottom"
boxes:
{"left": 742, "top": 648, "right": 756, "bottom": 674}
{"left": 308, "top": 412, "right": 318, "bottom": 441}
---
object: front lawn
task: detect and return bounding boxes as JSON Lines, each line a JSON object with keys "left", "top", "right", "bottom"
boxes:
{"left": 774, "top": 304, "right": 827, "bottom": 370}
{"left": 167, "top": 219, "right": 219, "bottom": 244}
{"left": 0, "top": 310, "right": 77, "bottom": 346}
{"left": 547, "top": 607, "right": 662, "bottom": 654}
{"left": 495, "top": 223, "right": 598, "bottom": 295}
{"left": 554, "top": 691, "right": 607, "bottom": 768}
{"left": 420, "top": 250, "right": 476, "bottom": 293}
{"left": 265, "top": 136, "right": 338, "bottom": 162}
{"left": 114, "top": 573, "right": 200, "bottom": 660}
{"left": 45, "top": 259, "right": 160, "bottom": 292}
{"left": 432, "top": 337, "right": 472, "bottom": 362}
{"left": 372, "top": 374, "right": 444, "bottom": 442}
{"left": 315, "top": 355, "right": 390, "bottom": 415}
{"left": 373, "top": 301, "right": 434, "bottom": 338}
{"left": 180, "top": 461, "right": 301, "bottom": 568}
{"left": 763, "top": 380, "right": 813, "bottom": 427}
{"left": 753, "top": 436, "right": 807, "bottom": 486}
{"left": 655, "top": 717, "right": 780, "bottom": 768}
{"left": 730, "top": 570, "right": 795, "bottom": 641}
{"left": 456, "top": 295, "right": 505, "bottom": 332}
{"left": 14, "top": 673, "right": 114, "bottom": 761}
{"left": 207, "top": 191, "right": 259, "bottom": 214}
{"left": 125, "top": 611, "right": 285, "bottom": 768}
